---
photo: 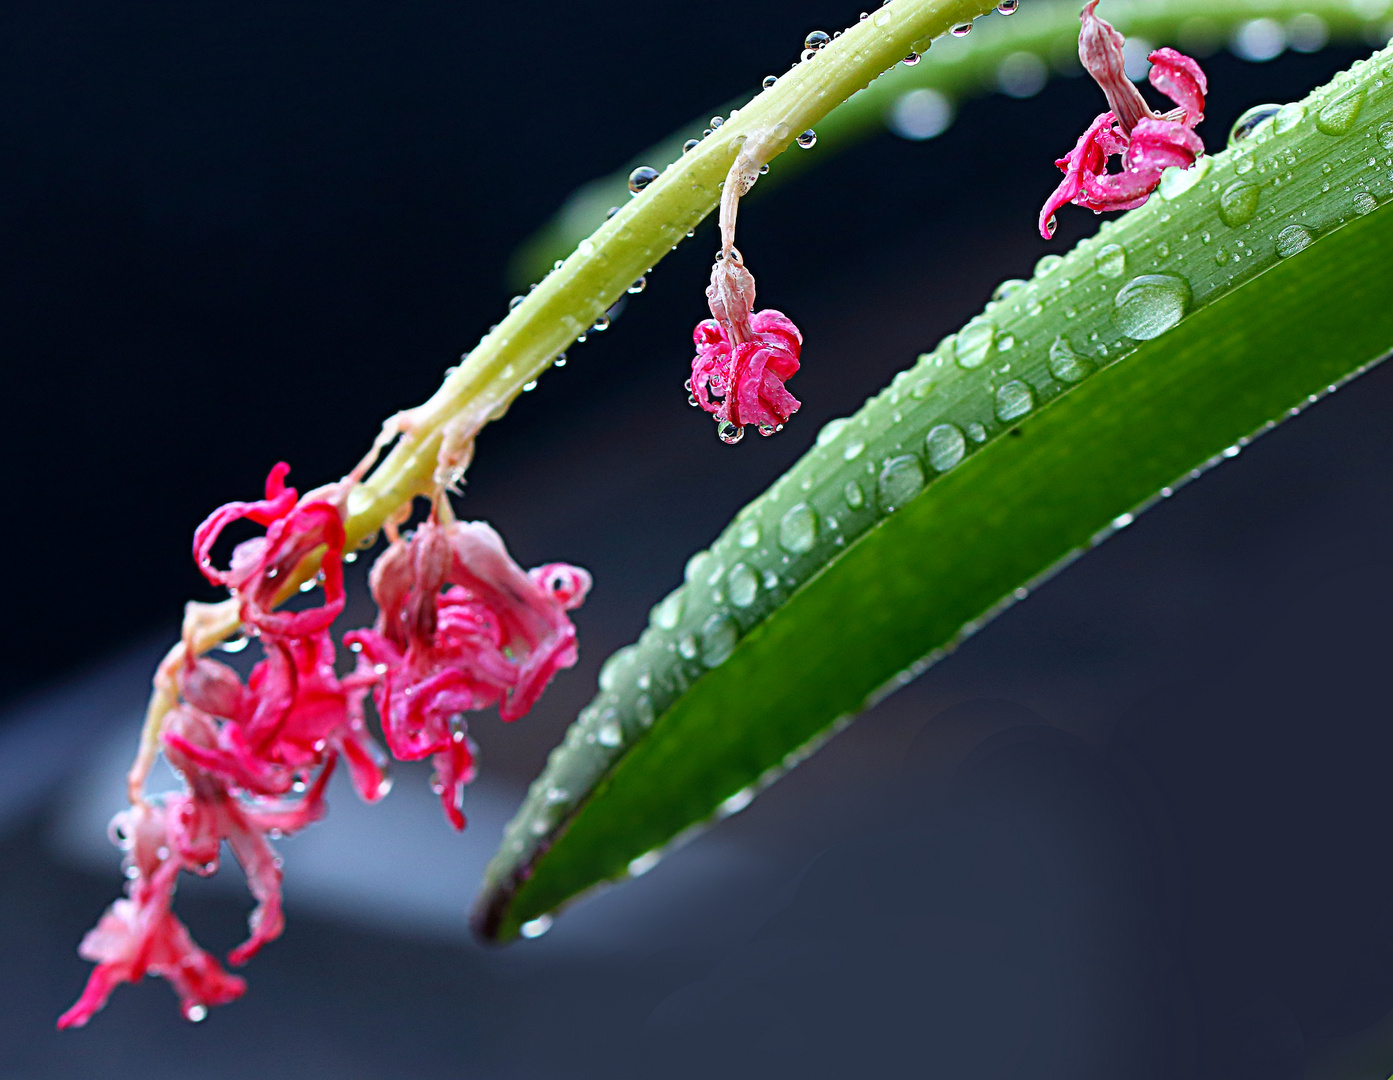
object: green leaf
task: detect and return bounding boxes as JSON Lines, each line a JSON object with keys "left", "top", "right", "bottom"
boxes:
{"left": 474, "top": 46, "right": 1393, "bottom": 942}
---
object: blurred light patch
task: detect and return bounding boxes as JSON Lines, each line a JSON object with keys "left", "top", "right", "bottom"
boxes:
{"left": 1177, "top": 17, "right": 1223, "bottom": 57}
{"left": 1286, "top": 13, "right": 1329, "bottom": 53}
{"left": 996, "top": 51, "right": 1048, "bottom": 99}
{"left": 887, "top": 88, "right": 954, "bottom": 141}
{"left": 1122, "top": 37, "right": 1153, "bottom": 82}
{"left": 1232, "top": 18, "right": 1286, "bottom": 62}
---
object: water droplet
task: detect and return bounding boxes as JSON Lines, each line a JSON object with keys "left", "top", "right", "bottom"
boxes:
{"left": 954, "top": 317, "right": 996, "bottom": 368}
{"left": 520, "top": 915, "right": 553, "bottom": 938}
{"left": 597, "top": 719, "right": 622, "bottom": 747}
{"left": 1275, "top": 224, "right": 1314, "bottom": 257}
{"left": 1095, "top": 243, "right": 1127, "bottom": 278}
{"left": 1114, "top": 274, "right": 1191, "bottom": 339}
{"left": 727, "top": 563, "right": 759, "bottom": 608}
{"left": 635, "top": 694, "right": 656, "bottom": 727}
{"left": 816, "top": 417, "right": 849, "bottom": 446}
{"left": 995, "top": 380, "right": 1035, "bottom": 422}
{"left": 804, "top": 30, "right": 831, "bottom": 50}
{"left": 844, "top": 480, "right": 865, "bottom": 508}
{"left": 1229, "top": 104, "right": 1281, "bottom": 146}
{"left": 218, "top": 635, "right": 250, "bottom": 654}
{"left": 1048, "top": 335, "right": 1094, "bottom": 383}
{"left": 508, "top": 294, "right": 525, "bottom": 311}
{"left": 877, "top": 455, "right": 926, "bottom": 512}
{"left": 902, "top": 52, "right": 920, "bottom": 66}
{"left": 628, "top": 166, "right": 660, "bottom": 194}
{"left": 1316, "top": 90, "right": 1365, "bottom": 136}
{"left": 717, "top": 421, "right": 745, "bottom": 444}
{"left": 653, "top": 592, "right": 683, "bottom": 629}
{"left": 522, "top": 380, "right": 538, "bottom": 392}
{"left": 187, "top": 1005, "right": 208, "bottom": 1023}
{"left": 1159, "top": 157, "right": 1211, "bottom": 200}
{"left": 682, "top": 138, "right": 699, "bottom": 154}
{"left": 1218, "top": 182, "right": 1261, "bottom": 226}
{"left": 796, "top": 129, "right": 817, "bottom": 149}
{"left": 874, "top": 7, "right": 893, "bottom": 25}
{"left": 997, "top": 0, "right": 1019, "bottom": 12}
{"left": 718, "top": 787, "right": 757, "bottom": 817}
{"left": 677, "top": 633, "right": 699, "bottom": 659}
{"left": 1379, "top": 122, "right": 1393, "bottom": 150}
{"left": 591, "top": 314, "right": 610, "bottom": 332}
{"left": 779, "top": 503, "right": 818, "bottom": 553}
{"left": 843, "top": 439, "right": 866, "bottom": 460}
{"left": 950, "top": 22, "right": 972, "bottom": 36}
{"left": 967, "top": 422, "right": 987, "bottom": 443}
{"left": 554, "top": 353, "right": 567, "bottom": 367}
{"left": 992, "top": 278, "right": 1027, "bottom": 302}
{"left": 1035, "top": 253, "right": 1063, "bottom": 276}
{"left": 926, "top": 423, "right": 966, "bottom": 472}
{"left": 1274, "top": 102, "right": 1307, "bottom": 134}
{"left": 628, "top": 850, "right": 662, "bottom": 877}
{"left": 628, "top": 277, "right": 647, "bottom": 294}
{"left": 763, "top": 74, "right": 779, "bottom": 89}
{"left": 1354, "top": 191, "right": 1379, "bottom": 216}
{"left": 700, "top": 613, "right": 738, "bottom": 666}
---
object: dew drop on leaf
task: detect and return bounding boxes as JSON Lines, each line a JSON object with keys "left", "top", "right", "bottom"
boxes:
{"left": 994, "top": 380, "right": 1035, "bottom": 422}
{"left": 1159, "top": 157, "right": 1211, "bottom": 200}
{"left": 1048, "top": 335, "right": 1094, "bottom": 384}
{"left": 628, "top": 166, "right": 660, "bottom": 194}
{"left": 877, "top": 455, "right": 926, "bottom": 513}
{"left": 844, "top": 480, "right": 865, "bottom": 508}
{"left": 1095, "top": 243, "right": 1127, "bottom": 278}
{"left": 1229, "top": 104, "right": 1281, "bottom": 147}
{"left": 1218, "top": 182, "right": 1261, "bottom": 227}
{"left": 925, "top": 423, "right": 966, "bottom": 472}
{"left": 954, "top": 317, "right": 996, "bottom": 368}
{"left": 700, "top": 613, "right": 738, "bottom": 666}
{"left": 950, "top": 22, "right": 972, "bottom": 36}
{"left": 796, "top": 129, "right": 818, "bottom": 149}
{"left": 1113, "top": 275, "right": 1191, "bottom": 340}
{"left": 727, "top": 563, "right": 759, "bottom": 608}
{"left": 1353, "top": 191, "right": 1379, "bottom": 216}
{"left": 1273, "top": 102, "right": 1307, "bottom": 134}
{"left": 1275, "top": 224, "right": 1314, "bottom": 258}
{"left": 779, "top": 503, "right": 818, "bottom": 553}
{"left": 1316, "top": 90, "right": 1365, "bottom": 136}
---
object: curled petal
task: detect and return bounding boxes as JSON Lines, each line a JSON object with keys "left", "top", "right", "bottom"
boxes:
{"left": 528, "top": 563, "right": 593, "bottom": 611}
{"left": 726, "top": 341, "right": 801, "bottom": 431}
{"left": 1039, "top": 112, "right": 1117, "bottom": 237}
{"left": 1078, "top": 0, "right": 1150, "bottom": 134}
{"left": 1149, "top": 47, "right": 1206, "bottom": 126}
{"left": 432, "top": 731, "right": 478, "bottom": 831}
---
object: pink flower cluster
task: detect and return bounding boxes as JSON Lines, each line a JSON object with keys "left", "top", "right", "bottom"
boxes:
{"left": 1039, "top": 1, "right": 1207, "bottom": 239}
{"left": 689, "top": 252, "right": 803, "bottom": 441}
{"left": 61, "top": 464, "right": 589, "bottom": 1028}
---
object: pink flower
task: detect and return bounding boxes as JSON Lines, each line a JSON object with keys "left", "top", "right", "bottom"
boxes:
{"left": 1040, "top": 1, "right": 1207, "bottom": 238}
{"left": 690, "top": 254, "right": 803, "bottom": 439}
{"left": 347, "top": 519, "right": 591, "bottom": 828}
{"left": 193, "top": 463, "right": 347, "bottom": 637}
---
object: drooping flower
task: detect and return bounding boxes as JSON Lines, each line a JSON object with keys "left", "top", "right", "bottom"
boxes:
{"left": 1039, "top": 1, "right": 1207, "bottom": 238}
{"left": 347, "top": 518, "right": 591, "bottom": 828}
{"left": 57, "top": 711, "right": 335, "bottom": 1030}
{"left": 688, "top": 140, "right": 804, "bottom": 443}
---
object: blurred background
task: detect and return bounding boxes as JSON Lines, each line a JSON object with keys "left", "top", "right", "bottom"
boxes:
{"left": 4, "top": 1, "right": 1393, "bottom": 1076}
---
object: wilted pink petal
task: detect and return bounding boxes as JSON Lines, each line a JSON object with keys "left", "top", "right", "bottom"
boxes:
{"left": 1041, "top": 2, "right": 1208, "bottom": 238}
{"left": 57, "top": 804, "right": 246, "bottom": 1029}
{"left": 689, "top": 295, "right": 802, "bottom": 435}
{"left": 1148, "top": 47, "right": 1206, "bottom": 126}
{"left": 193, "top": 464, "right": 347, "bottom": 637}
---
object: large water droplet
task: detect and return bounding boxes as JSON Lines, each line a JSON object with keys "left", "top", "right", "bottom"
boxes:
{"left": 1048, "top": 335, "right": 1094, "bottom": 383}
{"left": 902, "top": 52, "right": 920, "bottom": 66}
{"left": 1095, "top": 243, "right": 1127, "bottom": 278}
{"left": 779, "top": 503, "right": 818, "bottom": 553}
{"left": 1229, "top": 104, "right": 1281, "bottom": 146}
{"left": 1275, "top": 224, "right": 1314, "bottom": 258}
{"left": 950, "top": 22, "right": 972, "bottom": 36}
{"left": 992, "top": 278, "right": 1027, "bottom": 302}
{"left": 804, "top": 30, "right": 831, "bottom": 50}
{"left": 628, "top": 277, "right": 647, "bottom": 294}
{"left": 1273, "top": 102, "right": 1307, "bottom": 134}
{"left": 1159, "top": 157, "right": 1211, "bottom": 200}
{"left": 1218, "top": 182, "right": 1261, "bottom": 227}
{"left": 700, "top": 613, "right": 738, "bottom": 666}
{"left": 635, "top": 694, "right": 656, "bottom": 727}
{"left": 597, "top": 718, "right": 623, "bottom": 747}
{"left": 682, "top": 138, "right": 699, "bottom": 154}
{"left": 843, "top": 439, "right": 866, "bottom": 460}
{"left": 717, "top": 421, "right": 745, "bottom": 444}
{"left": 1353, "top": 191, "right": 1379, "bottom": 216}
{"left": 598, "top": 648, "right": 635, "bottom": 692}
{"left": 763, "top": 75, "right": 779, "bottom": 89}
{"left": 877, "top": 455, "right": 926, "bottom": 512}
{"left": 738, "top": 519, "right": 761, "bottom": 548}
{"left": 954, "top": 317, "right": 996, "bottom": 368}
{"left": 925, "top": 423, "right": 966, "bottom": 472}
{"left": 520, "top": 914, "right": 553, "bottom": 938}
{"left": 1034, "top": 253, "right": 1063, "bottom": 276}
{"left": 677, "top": 633, "right": 699, "bottom": 659}
{"left": 727, "top": 563, "right": 759, "bottom": 608}
{"left": 628, "top": 166, "right": 659, "bottom": 194}
{"left": 1114, "top": 275, "right": 1191, "bottom": 340}
{"left": 997, "top": 0, "right": 1019, "bottom": 13}
{"left": 653, "top": 592, "right": 683, "bottom": 630}
{"left": 844, "top": 480, "right": 865, "bottom": 508}
{"left": 1316, "top": 90, "right": 1365, "bottom": 136}
{"left": 816, "top": 417, "right": 849, "bottom": 446}
{"left": 994, "top": 380, "right": 1035, "bottom": 422}
{"left": 796, "top": 129, "right": 818, "bottom": 149}
{"left": 1379, "top": 122, "right": 1393, "bottom": 151}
